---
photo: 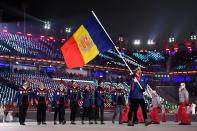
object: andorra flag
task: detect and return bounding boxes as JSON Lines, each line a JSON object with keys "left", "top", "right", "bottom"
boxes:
{"left": 61, "top": 12, "right": 114, "bottom": 69}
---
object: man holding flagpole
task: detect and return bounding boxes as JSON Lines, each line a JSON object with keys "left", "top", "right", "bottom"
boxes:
{"left": 128, "top": 67, "right": 151, "bottom": 126}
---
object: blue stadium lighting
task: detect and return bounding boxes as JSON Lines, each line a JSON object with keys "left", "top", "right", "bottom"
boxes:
{"left": 176, "top": 65, "right": 186, "bottom": 70}
{"left": 133, "top": 51, "right": 165, "bottom": 62}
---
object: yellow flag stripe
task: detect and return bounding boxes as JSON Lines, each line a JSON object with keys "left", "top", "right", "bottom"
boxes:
{"left": 73, "top": 25, "right": 99, "bottom": 64}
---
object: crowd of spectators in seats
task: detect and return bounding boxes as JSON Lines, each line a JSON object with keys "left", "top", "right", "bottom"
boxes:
{"left": 1, "top": 31, "right": 196, "bottom": 73}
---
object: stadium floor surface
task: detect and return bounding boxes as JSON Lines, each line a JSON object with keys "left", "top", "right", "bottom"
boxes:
{"left": 0, "top": 121, "right": 197, "bottom": 131}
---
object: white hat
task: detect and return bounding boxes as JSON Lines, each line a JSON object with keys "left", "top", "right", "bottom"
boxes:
{"left": 180, "top": 83, "right": 185, "bottom": 88}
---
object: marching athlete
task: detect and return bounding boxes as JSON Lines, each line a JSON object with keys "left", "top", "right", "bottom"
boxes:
{"left": 81, "top": 85, "right": 95, "bottom": 124}
{"left": 161, "top": 105, "right": 166, "bottom": 122}
{"left": 53, "top": 83, "right": 67, "bottom": 125}
{"left": 150, "top": 91, "right": 161, "bottom": 124}
{"left": 178, "top": 83, "right": 191, "bottom": 125}
{"left": 94, "top": 82, "right": 107, "bottom": 124}
{"left": 35, "top": 82, "right": 49, "bottom": 125}
{"left": 112, "top": 83, "right": 126, "bottom": 124}
{"left": 13, "top": 81, "right": 33, "bottom": 125}
{"left": 174, "top": 105, "right": 178, "bottom": 122}
{"left": 67, "top": 82, "right": 81, "bottom": 124}
{"left": 128, "top": 67, "right": 151, "bottom": 126}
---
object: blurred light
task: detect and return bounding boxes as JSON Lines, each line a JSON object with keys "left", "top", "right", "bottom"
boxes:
{"left": 17, "top": 32, "right": 22, "bottom": 34}
{"left": 166, "top": 48, "right": 170, "bottom": 51}
{"left": 186, "top": 42, "right": 191, "bottom": 46}
{"left": 26, "top": 33, "right": 32, "bottom": 37}
{"left": 49, "top": 36, "right": 54, "bottom": 40}
{"left": 147, "top": 40, "right": 154, "bottom": 45}
{"left": 140, "top": 50, "right": 144, "bottom": 52}
{"left": 169, "top": 37, "right": 175, "bottom": 43}
{"left": 16, "top": 62, "right": 19, "bottom": 64}
{"left": 174, "top": 48, "right": 178, "bottom": 52}
{"left": 2, "top": 29, "right": 8, "bottom": 33}
{"left": 191, "top": 35, "right": 196, "bottom": 40}
{"left": 118, "top": 36, "right": 124, "bottom": 42}
{"left": 40, "top": 35, "right": 45, "bottom": 38}
{"left": 134, "top": 40, "right": 140, "bottom": 45}
{"left": 61, "top": 38, "right": 66, "bottom": 41}
{"left": 44, "top": 21, "right": 51, "bottom": 30}
{"left": 65, "top": 27, "right": 71, "bottom": 33}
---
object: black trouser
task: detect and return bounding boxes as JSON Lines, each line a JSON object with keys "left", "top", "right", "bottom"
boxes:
{"left": 128, "top": 99, "right": 147, "bottom": 122}
{"left": 70, "top": 102, "right": 78, "bottom": 122}
{"left": 95, "top": 103, "right": 104, "bottom": 122}
{"left": 37, "top": 103, "right": 46, "bottom": 123}
{"left": 82, "top": 107, "right": 91, "bottom": 121}
{"left": 19, "top": 103, "right": 28, "bottom": 124}
{"left": 54, "top": 104, "right": 65, "bottom": 122}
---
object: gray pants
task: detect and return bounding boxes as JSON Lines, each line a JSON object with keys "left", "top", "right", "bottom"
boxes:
{"left": 113, "top": 105, "right": 123, "bottom": 122}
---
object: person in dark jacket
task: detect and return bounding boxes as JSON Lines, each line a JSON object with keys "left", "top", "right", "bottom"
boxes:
{"left": 53, "top": 83, "right": 67, "bottom": 125}
{"left": 94, "top": 82, "right": 107, "bottom": 124}
{"left": 13, "top": 81, "right": 33, "bottom": 125}
{"left": 112, "top": 83, "right": 126, "bottom": 124}
{"left": 127, "top": 67, "right": 151, "bottom": 126}
{"left": 35, "top": 82, "right": 49, "bottom": 125}
{"left": 67, "top": 82, "right": 81, "bottom": 124}
{"left": 81, "top": 85, "right": 95, "bottom": 124}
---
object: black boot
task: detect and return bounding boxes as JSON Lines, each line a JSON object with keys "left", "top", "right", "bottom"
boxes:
{"left": 62, "top": 121, "right": 66, "bottom": 125}
{"left": 20, "top": 122, "right": 25, "bottom": 125}
{"left": 128, "top": 121, "right": 134, "bottom": 126}
{"left": 71, "top": 121, "right": 76, "bottom": 125}
{"left": 54, "top": 121, "right": 57, "bottom": 125}
{"left": 144, "top": 120, "right": 152, "bottom": 126}
{"left": 42, "top": 122, "right": 47, "bottom": 125}
{"left": 112, "top": 118, "right": 115, "bottom": 124}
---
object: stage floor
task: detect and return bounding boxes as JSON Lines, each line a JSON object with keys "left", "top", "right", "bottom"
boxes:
{"left": 0, "top": 121, "right": 197, "bottom": 131}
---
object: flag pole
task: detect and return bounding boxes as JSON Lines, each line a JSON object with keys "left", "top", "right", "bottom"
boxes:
{"left": 91, "top": 11, "right": 144, "bottom": 90}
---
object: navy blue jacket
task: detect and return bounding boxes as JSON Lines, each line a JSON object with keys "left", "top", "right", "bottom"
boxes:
{"left": 82, "top": 90, "right": 95, "bottom": 108}
{"left": 95, "top": 86, "right": 106, "bottom": 106}
{"left": 111, "top": 89, "right": 126, "bottom": 106}
{"left": 67, "top": 86, "right": 81, "bottom": 103}
{"left": 128, "top": 74, "right": 147, "bottom": 101}
{"left": 14, "top": 87, "right": 33, "bottom": 107}
{"left": 53, "top": 89, "right": 68, "bottom": 108}
{"left": 35, "top": 88, "right": 49, "bottom": 104}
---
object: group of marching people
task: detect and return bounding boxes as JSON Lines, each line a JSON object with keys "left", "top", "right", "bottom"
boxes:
{"left": 13, "top": 80, "right": 108, "bottom": 125}
{"left": 13, "top": 67, "right": 191, "bottom": 126}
